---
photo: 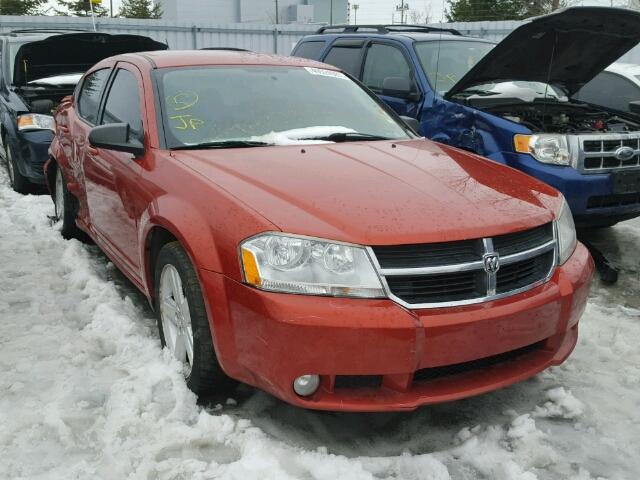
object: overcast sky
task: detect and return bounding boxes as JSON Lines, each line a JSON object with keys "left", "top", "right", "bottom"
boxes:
{"left": 45, "top": 0, "right": 633, "bottom": 23}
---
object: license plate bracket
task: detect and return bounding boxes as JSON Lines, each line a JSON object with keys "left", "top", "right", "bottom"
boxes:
{"left": 612, "top": 170, "right": 640, "bottom": 195}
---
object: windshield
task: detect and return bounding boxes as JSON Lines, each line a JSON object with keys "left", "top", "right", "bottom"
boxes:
{"left": 414, "top": 40, "right": 494, "bottom": 94}
{"left": 156, "top": 66, "right": 411, "bottom": 148}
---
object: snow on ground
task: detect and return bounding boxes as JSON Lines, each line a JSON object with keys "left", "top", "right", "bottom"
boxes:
{"left": 0, "top": 169, "right": 639, "bottom": 480}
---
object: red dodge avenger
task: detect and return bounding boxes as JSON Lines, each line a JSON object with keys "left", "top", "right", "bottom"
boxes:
{"left": 47, "top": 50, "right": 594, "bottom": 411}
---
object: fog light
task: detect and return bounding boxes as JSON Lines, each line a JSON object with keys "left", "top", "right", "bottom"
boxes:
{"left": 293, "top": 374, "right": 320, "bottom": 396}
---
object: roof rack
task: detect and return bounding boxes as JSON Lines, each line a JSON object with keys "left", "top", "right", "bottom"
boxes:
{"left": 9, "top": 28, "right": 91, "bottom": 36}
{"left": 315, "top": 24, "right": 461, "bottom": 36}
{"left": 200, "top": 47, "right": 251, "bottom": 52}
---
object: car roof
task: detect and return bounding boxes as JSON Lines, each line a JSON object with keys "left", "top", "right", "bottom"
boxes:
{"left": 122, "top": 50, "right": 338, "bottom": 70}
{"left": 303, "top": 31, "right": 493, "bottom": 44}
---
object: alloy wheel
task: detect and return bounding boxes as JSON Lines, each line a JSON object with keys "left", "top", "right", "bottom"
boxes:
{"left": 6, "top": 147, "right": 15, "bottom": 185}
{"left": 54, "top": 168, "right": 65, "bottom": 220}
{"left": 159, "top": 264, "right": 194, "bottom": 374}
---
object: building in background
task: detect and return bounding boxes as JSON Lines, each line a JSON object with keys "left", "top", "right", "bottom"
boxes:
{"left": 158, "top": 0, "right": 348, "bottom": 24}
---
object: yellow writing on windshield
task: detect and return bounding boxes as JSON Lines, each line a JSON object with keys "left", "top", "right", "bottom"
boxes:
{"left": 170, "top": 114, "right": 205, "bottom": 130}
{"left": 167, "top": 91, "right": 199, "bottom": 111}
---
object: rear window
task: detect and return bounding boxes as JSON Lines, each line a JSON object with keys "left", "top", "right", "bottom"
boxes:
{"left": 294, "top": 41, "right": 325, "bottom": 60}
{"left": 323, "top": 46, "right": 362, "bottom": 77}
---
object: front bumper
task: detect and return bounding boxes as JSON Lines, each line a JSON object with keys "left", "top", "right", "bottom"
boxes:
{"left": 9, "top": 130, "right": 54, "bottom": 184}
{"left": 502, "top": 153, "right": 640, "bottom": 227}
{"left": 199, "top": 242, "right": 593, "bottom": 412}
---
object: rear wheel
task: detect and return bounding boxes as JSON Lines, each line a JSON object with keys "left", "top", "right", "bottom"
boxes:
{"left": 154, "top": 242, "right": 228, "bottom": 396}
{"left": 52, "top": 164, "right": 83, "bottom": 240}
{"left": 5, "top": 144, "right": 30, "bottom": 194}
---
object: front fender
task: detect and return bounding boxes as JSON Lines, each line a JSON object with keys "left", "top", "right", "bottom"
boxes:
{"left": 139, "top": 195, "right": 222, "bottom": 293}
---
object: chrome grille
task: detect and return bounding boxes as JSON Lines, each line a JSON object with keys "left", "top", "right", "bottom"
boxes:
{"left": 578, "top": 133, "right": 640, "bottom": 172}
{"left": 370, "top": 223, "right": 557, "bottom": 308}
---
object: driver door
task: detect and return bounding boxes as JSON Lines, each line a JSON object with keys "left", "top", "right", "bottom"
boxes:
{"left": 361, "top": 42, "right": 422, "bottom": 119}
{"left": 82, "top": 63, "right": 146, "bottom": 279}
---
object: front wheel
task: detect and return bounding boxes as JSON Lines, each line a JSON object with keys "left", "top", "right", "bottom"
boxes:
{"left": 5, "top": 144, "right": 30, "bottom": 194}
{"left": 53, "top": 164, "right": 83, "bottom": 240}
{"left": 154, "top": 242, "right": 228, "bottom": 396}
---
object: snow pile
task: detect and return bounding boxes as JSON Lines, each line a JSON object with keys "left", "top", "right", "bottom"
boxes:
{"left": 533, "top": 387, "right": 585, "bottom": 419}
{"left": 1, "top": 169, "right": 640, "bottom": 479}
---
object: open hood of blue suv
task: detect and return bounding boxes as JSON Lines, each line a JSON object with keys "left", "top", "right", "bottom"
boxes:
{"left": 13, "top": 32, "right": 167, "bottom": 86}
{"left": 446, "top": 7, "right": 640, "bottom": 99}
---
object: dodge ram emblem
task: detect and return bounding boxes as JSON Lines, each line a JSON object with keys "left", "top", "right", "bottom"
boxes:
{"left": 614, "top": 146, "right": 635, "bottom": 162}
{"left": 483, "top": 253, "right": 501, "bottom": 274}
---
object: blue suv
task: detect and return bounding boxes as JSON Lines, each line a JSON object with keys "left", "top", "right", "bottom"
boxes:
{"left": 293, "top": 7, "right": 640, "bottom": 228}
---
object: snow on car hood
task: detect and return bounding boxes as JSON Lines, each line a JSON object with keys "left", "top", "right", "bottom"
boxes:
{"left": 173, "top": 139, "right": 561, "bottom": 246}
{"left": 249, "top": 126, "right": 356, "bottom": 145}
{"left": 446, "top": 7, "right": 640, "bottom": 98}
{"left": 28, "top": 73, "right": 83, "bottom": 87}
{"left": 13, "top": 33, "right": 167, "bottom": 85}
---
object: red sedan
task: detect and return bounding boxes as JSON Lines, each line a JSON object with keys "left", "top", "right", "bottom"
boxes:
{"left": 47, "top": 50, "right": 594, "bottom": 411}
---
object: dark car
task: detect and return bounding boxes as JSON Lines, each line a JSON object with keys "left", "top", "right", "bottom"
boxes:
{"left": 0, "top": 30, "right": 167, "bottom": 193}
{"left": 293, "top": 7, "right": 640, "bottom": 228}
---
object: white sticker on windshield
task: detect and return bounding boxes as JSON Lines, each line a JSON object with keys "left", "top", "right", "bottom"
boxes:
{"left": 304, "top": 67, "right": 348, "bottom": 79}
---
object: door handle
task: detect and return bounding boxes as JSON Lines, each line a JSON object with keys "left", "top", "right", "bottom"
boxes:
{"left": 87, "top": 146, "right": 99, "bottom": 156}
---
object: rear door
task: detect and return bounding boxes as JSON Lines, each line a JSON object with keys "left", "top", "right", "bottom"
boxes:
{"left": 360, "top": 41, "right": 422, "bottom": 118}
{"left": 320, "top": 39, "right": 365, "bottom": 78}
{"left": 81, "top": 63, "right": 146, "bottom": 278}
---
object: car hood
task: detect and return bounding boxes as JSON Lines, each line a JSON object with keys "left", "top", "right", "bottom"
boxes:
{"left": 173, "top": 139, "right": 561, "bottom": 246}
{"left": 446, "top": 7, "right": 640, "bottom": 98}
{"left": 13, "top": 33, "right": 167, "bottom": 86}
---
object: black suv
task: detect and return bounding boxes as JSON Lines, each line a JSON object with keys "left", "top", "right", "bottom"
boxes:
{"left": 0, "top": 30, "right": 166, "bottom": 193}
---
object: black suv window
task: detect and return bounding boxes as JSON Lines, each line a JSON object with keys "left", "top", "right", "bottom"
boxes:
{"left": 78, "top": 68, "right": 111, "bottom": 124}
{"left": 323, "top": 45, "right": 362, "bottom": 77}
{"left": 294, "top": 41, "right": 325, "bottom": 60}
{"left": 575, "top": 72, "right": 640, "bottom": 112}
{"left": 101, "top": 69, "right": 142, "bottom": 134}
{"left": 362, "top": 43, "right": 413, "bottom": 93}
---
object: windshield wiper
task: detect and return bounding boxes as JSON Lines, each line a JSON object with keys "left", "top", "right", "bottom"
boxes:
{"left": 299, "top": 132, "right": 394, "bottom": 142}
{"left": 171, "top": 140, "right": 271, "bottom": 150}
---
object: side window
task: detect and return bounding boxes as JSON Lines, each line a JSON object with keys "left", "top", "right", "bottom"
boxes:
{"left": 362, "top": 43, "right": 413, "bottom": 93}
{"left": 78, "top": 68, "right": 111, "bottom": 124}
{"left": 323, "top": 45, "right": 362, "bottom": 77}
{"left": 575, "top": 72, "right": 640, "bottom": 112}
{"left": 101, "top": 68, "right": 142, "bottom": 135}
{"left": 293, "top": 41, "right": 325, "bottom": 60}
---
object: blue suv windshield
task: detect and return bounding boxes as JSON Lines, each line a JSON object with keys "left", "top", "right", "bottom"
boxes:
{"left": 414, "top": 40, "right": 494, "bottom": 94}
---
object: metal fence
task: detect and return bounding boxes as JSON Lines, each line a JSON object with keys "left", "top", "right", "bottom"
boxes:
{"left": 0, "top": 15, "right": 317, "bottom": 54}
{"left": 430, "top": 19, "right": 640, "bottom": 65}
{"left": 2, "top": 14, "right": 640, "bottom": 64}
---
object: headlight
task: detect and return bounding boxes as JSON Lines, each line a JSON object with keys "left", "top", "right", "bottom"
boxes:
{"left": 240, "top": 233, "right": 385, "bottom": 298}
{"left": 556, "top": 198, "right": 577, "bottom": 265}
{"left": 514, "top": 134, "right": 570, "bottom": 166}
{"left": 17, "top": 114, "right": 55, "bottom": 132}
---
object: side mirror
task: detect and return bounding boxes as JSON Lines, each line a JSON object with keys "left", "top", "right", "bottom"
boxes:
{"left": 382, "top": 76, "right": 421, "bottom": 102}
{"left": 89, "top": 123, "right": 144, "bottom": 157}
{"left": 629, "top": 101, "right": 640, "bottom": 115}
{"left": 400, "top": 115, "right": 420, "bottom": 134}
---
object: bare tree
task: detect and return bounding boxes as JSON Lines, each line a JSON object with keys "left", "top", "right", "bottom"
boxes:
{"left": 407, "top": 5, "right": 432, "bottom": 23}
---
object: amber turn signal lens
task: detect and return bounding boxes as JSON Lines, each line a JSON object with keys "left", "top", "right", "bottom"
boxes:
{"left": 513, "top": 134, "right": 532, "bottom": 154}
{"left": 241, "top": 248, "right": 262, "bottom": 287}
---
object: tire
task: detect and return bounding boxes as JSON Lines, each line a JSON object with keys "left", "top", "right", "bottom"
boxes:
{"left": 5, "top": 143, "right": 30, "bottom": 194}
{"left": 52, "top": 163, "right": 83, "bottom": 240}
{"left": 154, "top": 241, "right": 228, "bottom": 396}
